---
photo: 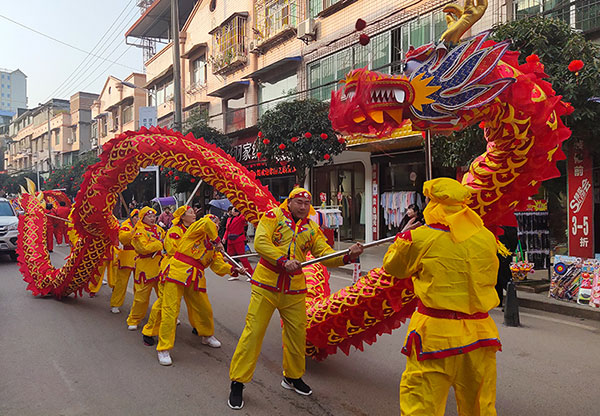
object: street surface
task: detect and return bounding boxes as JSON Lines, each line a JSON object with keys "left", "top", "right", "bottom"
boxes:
{"left": 1, "top": 246, "right": 598, "bottom": 415}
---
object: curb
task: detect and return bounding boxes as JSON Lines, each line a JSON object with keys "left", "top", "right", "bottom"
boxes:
{"left": 516, "top": 293, "right": 600, "bottom": 322}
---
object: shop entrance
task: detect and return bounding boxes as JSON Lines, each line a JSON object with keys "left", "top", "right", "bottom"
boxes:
{"left": 312, "top": 162, "right": 365, "bottom": 241}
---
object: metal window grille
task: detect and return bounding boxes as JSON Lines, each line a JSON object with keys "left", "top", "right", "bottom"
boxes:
{"left": 212, "top": 15, "right": 247, "bottom": 74}
{"left": 255, "top": 0, "right": 298, "bottom": 42}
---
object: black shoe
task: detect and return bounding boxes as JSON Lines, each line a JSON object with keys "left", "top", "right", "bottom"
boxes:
{"left": 142, "top": 334, "right": 155, "bottom": 346}
{"left": 192, "top": 328, "right": 198, "bottom": 335}
{"left": 228, "top": 381, "right": 244, "bottom": 410}
{"left": 281, "top": 376, "right": 312, "bottom": 396}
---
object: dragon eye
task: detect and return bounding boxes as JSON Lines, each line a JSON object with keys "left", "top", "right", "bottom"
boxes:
{"left": 403, "top": 60, "right": 421, "bottom": 77}
{"left": 342, "top": 85, "right": 356, "bottom": 101}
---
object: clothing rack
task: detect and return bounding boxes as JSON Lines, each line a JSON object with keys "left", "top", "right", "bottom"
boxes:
{"left": 316, "top": 205, "right": 343, "bottom": 248}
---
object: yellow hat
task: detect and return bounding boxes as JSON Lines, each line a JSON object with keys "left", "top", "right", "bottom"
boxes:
{"left": 422, "top": 178, "right": 483, "bottom": 242}
{"left": 172, "top": 205, "right": 191, "bottom": 226}
{"left": 130, "top": 208, "right": 139, "bottom": 218}
{"left": 138, "top": 206, "right": 156, "bottom": 221}
{"left": 280, "top": 187, "right": 316, "bottom": 217}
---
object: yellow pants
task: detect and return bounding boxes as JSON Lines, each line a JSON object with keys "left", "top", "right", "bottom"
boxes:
{"left": 110, "top": 267, "right": 133, "bottom": 308}
{"left": 229, "top": 285, "right": 306, "bottom": 383}
{"left": 142, "top": 282, "right": 165, "bottom": 337}
{"left": 157, "top": 281, "right": 214, "bottom": 351}
{"left": 400, "top": 346, "right": 497, "bottom": 416}
{"left": 126, "top": 280, "right": 158, "bottom": 326}
{"left": 89, "top": 259, "right": 115, "bottom": 294}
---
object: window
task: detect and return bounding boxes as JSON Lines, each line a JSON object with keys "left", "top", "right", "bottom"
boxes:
{"left": 123, "top": 105, "right": 133, "bottom": 124}
{"left": 309, "top": 0, "right": 344, "bottom": 18}
{"left": 577, "top": 0, "right": 600, "bottom": 32}
{"left": 192, "top": 55, "right": 207, "bottom": 86}
{"left": 211, "top": 14, "right": 247, "bottom": 74}
{"left": 258, "top": 73, "right": 298, "bottom": 116}
{"left": 165, "top": 81, "right": 174, "bottom": 101}
{"left": 255, "top": 0, "right": 297, "bottom": 42}
{"left": 55, "top": 130, "right": 60, "bottom": 145}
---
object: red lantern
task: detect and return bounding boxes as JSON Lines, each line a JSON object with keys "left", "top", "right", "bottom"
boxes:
{"left": 304, "top": 132, "right": 312, "bottom": 139}
{"left": 258, "top": 131, "right": 263, "bottom": 138}
{"left": 290, "top": 136, "right": 299, "bottom": 143}
{"left": 320, "top": 133, "right": 328, "bottom": 140}
{"left": 262, "top": 138, "right": 270, "bottom": 145}
{"left": 568, "top": 60, "right": 584, "bottom": 73}
{"left": 174, "top": 176, "right": 180, "bottom": 181}
{"left": 279, "top": 143, "right": 286, "bottom": 150}
{"left": 324, "top": 154, "right": 331, "bottom": 160}
{"left": 190, "top": 178, "right": 196, "bottom": 183}
{"left": 257, "top": 152, "right": 262, "bottom": 158}
{"left": 359, "top": 33, "right": 370, "bottom": 46}
{"left": 355, "top": 18, "right": 366, "bottom": 31}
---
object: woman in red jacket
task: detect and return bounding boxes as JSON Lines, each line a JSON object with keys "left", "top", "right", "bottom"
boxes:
{"left": 224, "top": 207, "right": 253, "bottom": 280}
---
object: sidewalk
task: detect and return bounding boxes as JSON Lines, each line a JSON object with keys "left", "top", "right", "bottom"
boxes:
{"left": 326, "top": 241, "right": 600, "bottom": 322}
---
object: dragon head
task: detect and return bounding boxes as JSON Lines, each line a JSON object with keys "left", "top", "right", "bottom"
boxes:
{"left": 330, "top": 31, "right": 515, "bottom": 136}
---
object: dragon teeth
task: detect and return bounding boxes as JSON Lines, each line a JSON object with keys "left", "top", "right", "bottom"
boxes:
{"left": 394, "top": 89, "right": 405, "bottom": 103}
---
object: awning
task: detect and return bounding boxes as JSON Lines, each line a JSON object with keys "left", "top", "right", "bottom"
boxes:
{"left": 181, "top": 42, "right": 208, "bottom": 59}
{"left": 208, "top": 12, "right": 250, "bottom": 35}
{"left": 94, "top": 112, "right": 109, "bottom": 120}
{"left": 349, "top": 133, "right": 423, "bottom": 153}
{"left": 125, "top": 0, "right": 197, "bottom": 40}
{"left": 207, "top": 80, "right": 250, "bottom": 98}
{"left": 242, "top": 56, "right": 301, "bottom": 81}
{"left": 145, "top": 64, "right": 173, "bottom": 87}
{"left": 106, "top": 96, "right": 134, "bottom": 112}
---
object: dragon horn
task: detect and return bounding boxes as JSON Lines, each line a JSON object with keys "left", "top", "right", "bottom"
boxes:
{"left": 19, "top": 185, "right": 28, "bottom": 195}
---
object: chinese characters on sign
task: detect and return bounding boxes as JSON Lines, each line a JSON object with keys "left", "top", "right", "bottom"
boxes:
{"left": 372, "top": 164, "right": 378, "bottom": 241}
{"left": 568, "top": 140, "right": 594, "bottom": 258}
{"left": 232, "top": 141, "right": 258, "bottom": 163}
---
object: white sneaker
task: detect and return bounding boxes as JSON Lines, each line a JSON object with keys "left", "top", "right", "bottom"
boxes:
{"left": 127, "top": 324, "right": 137, "bottom": 331}
{"left": 158, "top": 350, "right": 172, "bottom": 366}
{"left": 176, "top": 319, "right": 181, "bottom": 326}
{"left": 202, "top": 335, "right": 221, "bottom": 348}
{"left": 246, "top": 277, "right": 251, "bottom": 282}
{"left": 228, "top": 276, "right": 239, "bottom": 281}
{"left": 102, "top": 279, "right": 108, "bottom": 285}
{"left": 111, "top": 307, "right": 120, "bottom": 314}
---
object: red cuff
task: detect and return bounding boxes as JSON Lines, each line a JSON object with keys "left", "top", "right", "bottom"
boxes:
{"left": 276, "top": 256, "right": 288, "bottom": 268}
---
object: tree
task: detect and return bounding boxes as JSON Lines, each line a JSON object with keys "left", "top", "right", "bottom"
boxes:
{"left": 255, "top": 99, "right": 345, "bottom": 184}
{"left": 44, "top": 152, "right": 100, "bottom": 198}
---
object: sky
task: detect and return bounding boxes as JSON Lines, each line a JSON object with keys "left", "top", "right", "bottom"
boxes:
{"left": 0, "top": 0, "right": 148, "bottom": 107}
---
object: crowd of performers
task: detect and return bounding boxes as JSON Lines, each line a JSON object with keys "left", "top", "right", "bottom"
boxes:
{"left": 50, "top": 178, "right": 502, "bottom": 414}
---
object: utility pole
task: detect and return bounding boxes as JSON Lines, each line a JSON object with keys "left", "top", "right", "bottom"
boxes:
{"left": 171, "top": 0, "right": 182, "bottom": 131}
{"left": 47, "top": 104, "right": 53, "bottom": 173}
{"left": 424, "top": 130, "right": 432, "bottom": 180}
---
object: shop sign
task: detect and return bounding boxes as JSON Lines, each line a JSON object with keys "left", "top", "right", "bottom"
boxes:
{"left": 568, "top": 140, "right": 594, "bottom": 258}
{"left": 253, "top": 165, "right": 296, "bottom": 177}
{"left": 372, "top": 164, "right": 378, "bottom": 241}
{"left": 232, "top": 140, "right": 258, "bottom": 163}
{"left": 523, "top": 199, "right": 548, "bottom": 212}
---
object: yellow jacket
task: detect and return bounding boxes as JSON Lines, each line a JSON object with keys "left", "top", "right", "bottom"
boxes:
{"left": 159, "top": 223, "right": 187, "bottom": 282}
{"left": 252, "top": 207, "right": 346, "bottom": 294}
{"left": 116, "top": 219, "right": 137, "bottom": 270}
{"left": 132, "top": 223, "right": 165, "bottom": 284}
{"left": 383, "top": 223, "right": 501, "bottom": 360}
{"left": 166, "top": 217, "right": 234, "bottom": 292}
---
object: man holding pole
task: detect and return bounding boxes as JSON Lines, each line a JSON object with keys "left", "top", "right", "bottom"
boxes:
{"left": 382, "top": 178, "right": 501, "bottom": 415}
{"left": 227, "top": 187, "right": 363, "bottom": 410}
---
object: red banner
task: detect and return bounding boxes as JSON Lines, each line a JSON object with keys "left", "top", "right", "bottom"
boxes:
{"left": 568, "top": 140, "right": 594, "bottom": 258}
{"left": 372, "top": 164, "right": 378, "bottom": 241}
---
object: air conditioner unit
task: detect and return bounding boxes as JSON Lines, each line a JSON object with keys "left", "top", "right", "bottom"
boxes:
{"left": 67, "top": 137, "right": 74, "bottom": 145}
{"left": 297, "top": 18, "right": 316, "bottom": 42}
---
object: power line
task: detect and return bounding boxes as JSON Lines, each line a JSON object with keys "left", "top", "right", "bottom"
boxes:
{"left": 53, "top": 6, "right": 141, "bottom": 99}
{"left": 43, "top": 0, "right": 138, "bottom": 102}
{"left": 0, "top": 13, "right": 141, "bottom": 73}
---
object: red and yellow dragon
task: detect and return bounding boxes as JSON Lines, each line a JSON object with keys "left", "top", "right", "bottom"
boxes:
{"left": 17, "top": 1, "right": 570, "bottom": 361}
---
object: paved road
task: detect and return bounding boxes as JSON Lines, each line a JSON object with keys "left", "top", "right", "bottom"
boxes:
{"left": 1, "top": 246, "right": 598, "bottom": 415}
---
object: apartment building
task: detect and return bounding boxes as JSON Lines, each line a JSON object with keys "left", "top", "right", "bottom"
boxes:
{"left": 0, "top": 68, "right": 27, "bottom": 115}
{"left": 91, "top": 73, "right": 147, "bottom": 149}
{"left": 4, "top": 92, "right": 98, "bottom": 174}
{"left": 124, "top": 0, "right": 600, "bottom": 242}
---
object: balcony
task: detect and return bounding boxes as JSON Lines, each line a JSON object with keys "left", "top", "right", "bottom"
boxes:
{"left": 254, "top": 0, "right": 298, "bottom": 51}
{"left": 226, "top": 108, "right": 246, "bottom": 133}
{"left": 211, "top": 44, "right": 248, "bottom": 75}
{"left": 210, "top": 13, "right": 249, "bottom": 75}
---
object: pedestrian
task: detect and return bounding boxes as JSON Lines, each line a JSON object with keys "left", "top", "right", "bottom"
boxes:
{"left": 219, "top": 206, "right": 233, "bottom": 243}
{"left": 55, "top": 201, "right": 71, "bottom": 245}
{"left": 398, "top": 203, "right": 424, "bottom": 233}
{"left": 142, "top": 205, "right": 196, "bottom": 346}
{"left": 109, "top": 209, "right": 139, "bottom": 314}
{"left": 496, "top": 226, "right": 518, "bottom": 307}
{"left": 156, "top": 214, "right": 245, "bottom": 366}
{"left": 382, "top": 178, "right": 501, "bottom": 415}
{"left": 125, "top": 207, "right": 164, "bottom": 330}
{"left": 44, "top": 203, "right": 56, "bottom": 253}
{"left": 224, "top": 206, "right": 253, "bottom": 281}
{"left": 227, "top": 187, "right": 363, "bottom": 410}
{"left": 158, "top": 206, "right": 174, "bottom": 229}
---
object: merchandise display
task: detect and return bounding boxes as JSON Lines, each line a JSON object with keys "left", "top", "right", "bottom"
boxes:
{"left": 515, "top": 211, "right": 550, "bottom": 269}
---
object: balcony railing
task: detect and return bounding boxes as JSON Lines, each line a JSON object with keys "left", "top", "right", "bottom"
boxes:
{"left": 255, "top": 0, "right": 298, "bottom": 47}
{"left": 211, "top": 43, "right": 248, "bottom": 75}
{"left": 211, "top": 14, "right": 248, "bottom": 75}
{"left": 515, "top": 0, "right": 600, "bottom": 34}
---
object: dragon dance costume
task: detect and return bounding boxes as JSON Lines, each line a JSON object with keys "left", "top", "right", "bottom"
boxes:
{"left": 110, "top": 209, "right": 139, "bottom": 310}
{"left": 383, "top": 178, "right": 501, "bottom": 416}
{"left": 126, "top": 207, "right": 165, "bottom": 328}
{"left": 142, "top": 206, "right": 194, "bottom": 338}
{"left": 157, "top": 214, "right": 236, "bottom": 352}
{"left": 229, "top": 188, "right": 351, "bottom": 384}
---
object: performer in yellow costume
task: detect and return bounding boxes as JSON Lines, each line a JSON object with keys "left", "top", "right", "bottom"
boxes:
{"left": 141, "top": 205, "right": 196, "bottom": 346}
{"left": 382, "top": 178, "right": 501, "bottom": 416}
{"left": 109, "top": 209, "right": 139, "bottom": 314}
{"left": 227, "top": 188, "right": 363, "bottom": 410}
{"left": 126, "top": 207, "right": 164, "bottom": 330}
{"left": 156, "top": 214, "right": 245, "bottom": 366}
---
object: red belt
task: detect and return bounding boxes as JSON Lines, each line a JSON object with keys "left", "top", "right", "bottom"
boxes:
{"left": 258, "top": 258, "right": 302, "bottom": 276}
{"left": 417, "top": 301, "right": 489, "bottom": 320}
{"left": 174, "top": 252, "right": 205, "bottom": 270}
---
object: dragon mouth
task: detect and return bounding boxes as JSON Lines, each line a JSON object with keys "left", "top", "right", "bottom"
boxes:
{"left": 370, "top": 88, "right": 406, "bottom": 104}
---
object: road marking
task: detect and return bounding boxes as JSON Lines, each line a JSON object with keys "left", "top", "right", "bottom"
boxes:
{"left": 518, "top": 311, "right": 599, "bottom": 331}
{"left": 52, "top": 360, "right": 77, "bottom": 393}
